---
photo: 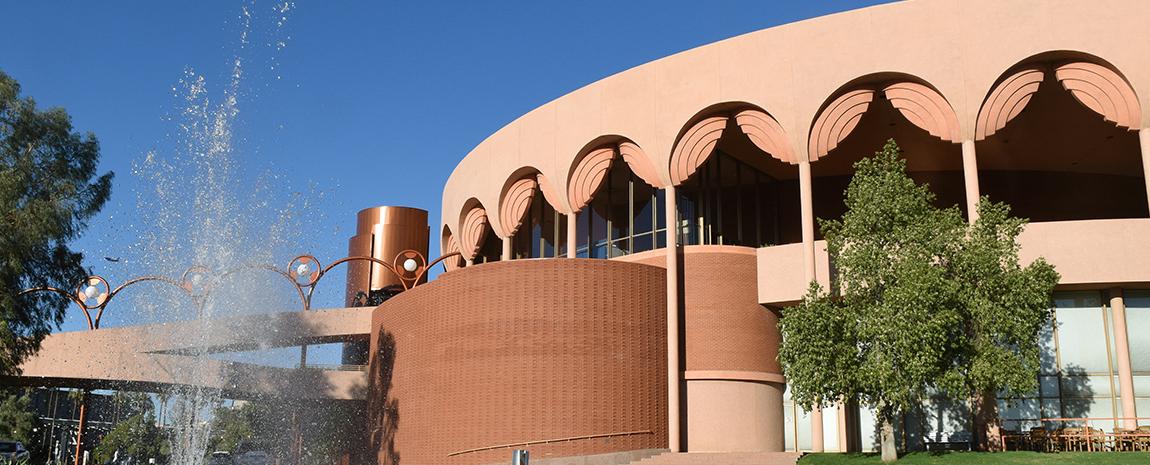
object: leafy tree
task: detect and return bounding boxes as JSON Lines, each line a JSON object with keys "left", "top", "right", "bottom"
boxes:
{"left": 0, "top": 70, "right": 113, "bottom": 375}
{"left": 949, "top": 199, "right": 1059, "bottom": 450}
{"left": 207, "top": 400, "right": 360, "bottom": 465}
{"left": 207, "top": 403, "right": 257, "bottom": 453}
{"left": 0, "top": 389, "right": 41, "bottom": 447}
{"left": 778, "top": 140, "right": 1057, "bottom": 461}
{"left": 92, "top": 412, "right": 169, "bottom": 464}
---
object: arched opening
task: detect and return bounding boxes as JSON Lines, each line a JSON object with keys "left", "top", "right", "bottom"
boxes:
{"left": 672, "top": 104, "right": 801, "bottom": 247}
{"left": 975, "top": 52, "right": 1147, "bottom": 221}
{"left": 458, "top": 201, "right": 501, "bottom": 265}
{"left": 474, "top": 225, "right": 501, "bottom": 264}
{"left": 808, "top": 75, "right": 965, "bottom": 235}
{"left": 439, "top": 225, "right": 464, "bottom": 272}
{"left": 574, "top": 152, "right": 665, "bottom": 258}
{"left": 507, "top": 173, "right": 569, "bottom": 259}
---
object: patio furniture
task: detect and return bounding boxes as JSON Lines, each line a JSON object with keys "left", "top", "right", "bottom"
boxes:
{"left": 1114, "top": 428, "right": 1136, "bottom": 452}
{"left": 1028, "top": 427, "right": 1049, "bottom": 452}
{"left": 1136, "top": 425, "right": 1150, "bottom": 451}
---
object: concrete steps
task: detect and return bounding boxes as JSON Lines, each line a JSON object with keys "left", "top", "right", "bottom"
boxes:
{"left": 626, "top": 452, "right": 803, "bottom": 465}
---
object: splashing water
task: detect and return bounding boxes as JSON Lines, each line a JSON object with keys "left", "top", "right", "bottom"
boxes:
{"left": 119, "top": 2, "right": 319, "bottom": 464}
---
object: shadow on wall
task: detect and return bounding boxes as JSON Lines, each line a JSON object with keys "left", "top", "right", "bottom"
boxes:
{"left": 369, "top": 328, "right": 400, "bottom": 465}
{"left": 863, "top": 367, "right": 1098, "bottom": 452}
{"left": 1057, "top": 365, "right": 1095, "bottom": 425}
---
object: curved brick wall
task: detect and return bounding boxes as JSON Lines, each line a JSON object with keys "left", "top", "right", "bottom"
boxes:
{"left": 368, "top": 259, "right": 667, "bottom": 465}
{"left": 679, "top": 246, "right": 785, "bottom": 452}
{"left": 682, "top": 247, "right": 782, "bottom": 377}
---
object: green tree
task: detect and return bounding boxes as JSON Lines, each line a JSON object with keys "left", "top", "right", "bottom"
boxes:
{"left": 207, "top": 403, "right": 257, "bottom": 453}
{"left": 949, "top": 199, "right": 1060, "bottom": 451}
{"left": 778, "top": 140, "right": 1057, "bottom": 461}
{"left": 92, "top": 412, "right": 169, "bottom": 464}
{"left": 0, "top": 390, "right": 41, "bottom": 447}
{"left": 0, "top": 70, "right": 113, "bottom": 375}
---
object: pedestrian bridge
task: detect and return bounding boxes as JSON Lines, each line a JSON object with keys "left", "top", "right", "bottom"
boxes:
{"left": 2, "top": 307, "right": 372, "bottom": 400}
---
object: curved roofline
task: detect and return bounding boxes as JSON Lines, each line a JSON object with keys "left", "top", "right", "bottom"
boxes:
{"left": 442, "top": 0, "right": 1150, "bottom": 237}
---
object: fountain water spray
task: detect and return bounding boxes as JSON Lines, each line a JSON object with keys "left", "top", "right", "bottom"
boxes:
{"left": 121, "top": 2, "right": 311, "bottom": 464}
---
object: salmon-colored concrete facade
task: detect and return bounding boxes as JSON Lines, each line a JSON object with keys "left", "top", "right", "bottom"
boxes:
{"left": 440, "top": 0, "right": 1150, "bottom": 237}
{"left": 432, "top": 0, "right": 1150, "bottom": 459}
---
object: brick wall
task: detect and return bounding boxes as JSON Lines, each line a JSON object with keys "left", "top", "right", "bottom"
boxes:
{"left": 368, "top": 259, "right": 668, "bottom": 465}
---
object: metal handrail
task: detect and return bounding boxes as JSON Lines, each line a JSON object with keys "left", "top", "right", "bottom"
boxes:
{"left": 446, "top": 430, "right": 653, "bottom": 457}
{"left": 301, "top": 363, "right": 368, "bottom": 372}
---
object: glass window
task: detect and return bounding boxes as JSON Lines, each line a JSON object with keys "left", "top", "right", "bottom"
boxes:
{"left": 675, "top": 149, "right": 787, "bottom": 247}
{"left": 574, "top": 159, "right": 663, "bottom": 258}
{"left": 511, "top": 186, "right": 567, "bottom": 259}
{"left": 1126, "top": 290, "right": 1150, "bottom": 372}
{"left": 1054, "top": 292, "right": 1108, "bottom": 374}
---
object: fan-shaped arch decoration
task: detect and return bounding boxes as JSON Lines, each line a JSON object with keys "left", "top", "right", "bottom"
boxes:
{"left": 618, "top": 141, "right": 664, "bottom": 188}
{"left": 882, "top": 81, "right": 962, "bottom": 143}
{"left": 499, "top": 177, "right": 537, "bottom": 237}
{"left": 975, "top": 67, "right": 1045, "bottom": 140}
{"left": 460, "top": 206, "right": 489, "bottom": 261}
{"left": 535, "top": 173, "right": 567, "bottom": 214}
{"left": 568, "top": 147, "right": 616, "bottom": 212}
{"left": 670, "top": 116, "right": 728, "bottom": 185}
{"left": 442, "top": 233, "right": 463, "bottom": 272}
{"left": 1055, "top": 61, "right": 1141, "bottom": 130}
{"left": 808, "top": 89, "right": 875, "bottom": 161}
{"left": 734, "top": 109, "right": 797, "bottom": 164}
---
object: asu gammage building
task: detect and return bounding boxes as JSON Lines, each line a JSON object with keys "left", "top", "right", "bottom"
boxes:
{"left": 365, "top": 1, "right": 1150, "bottom": 464}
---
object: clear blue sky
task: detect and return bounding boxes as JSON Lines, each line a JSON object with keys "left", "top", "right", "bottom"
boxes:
{"left": 1, "top": 1, "right": 890, "bottom": 332}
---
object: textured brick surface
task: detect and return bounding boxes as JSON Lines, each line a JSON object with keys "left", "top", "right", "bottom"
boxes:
{"left": 368, "top": 259, "right": 668, "bottom": 465}
{"left": 682, "top": 249, "right": 781, "bottom": 375}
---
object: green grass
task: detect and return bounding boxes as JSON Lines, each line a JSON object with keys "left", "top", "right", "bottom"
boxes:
{"left": 799, "top": 451, "right": 1150, "bottom": 465}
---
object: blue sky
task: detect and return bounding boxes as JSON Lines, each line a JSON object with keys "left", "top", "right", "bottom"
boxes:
{"left": 2, "top": 1, "right": 890, "bottom": 334}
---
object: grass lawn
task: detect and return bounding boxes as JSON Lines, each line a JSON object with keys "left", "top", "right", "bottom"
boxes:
{"left": 799, "top": 451, "right": 1150, "bottom": 464}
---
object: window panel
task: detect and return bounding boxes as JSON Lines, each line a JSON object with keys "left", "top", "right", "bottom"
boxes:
{"left": 1126, "top": 290, "right": 1150, "bottom": 372}
{"left": 1133, "top": 375, "right": 1150, "bottom": 397}
{"left": 1054, "top": 291, "right": 1109, "bottom": 374}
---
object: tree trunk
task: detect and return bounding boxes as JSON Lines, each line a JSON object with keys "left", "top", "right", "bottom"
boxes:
{"left": 880, "top": 418, "right": 898, "bottom": 462}
{"left": 973, "top": 389, "right": 1002, "bottom": 451}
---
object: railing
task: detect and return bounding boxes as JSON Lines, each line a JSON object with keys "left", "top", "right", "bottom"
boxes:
{"left": 446, "top": 430, "right": 653, "bottom": 457}
{"left": 1000, "top": 417, "right": 1150, "bottom": 452}
{"left": 301, "top": 363, "right": 367, "bottom": 372}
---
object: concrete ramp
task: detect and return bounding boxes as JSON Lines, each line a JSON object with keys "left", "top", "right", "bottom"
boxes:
{"left": 627, "top": 452, "right": 802, "bottom": 465}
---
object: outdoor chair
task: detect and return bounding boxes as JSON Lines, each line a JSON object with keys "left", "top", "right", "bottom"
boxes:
{"left": 1026, "top": 427, "right": 1048, "bottom": 452}
{"left": 1000, "top": 429, "right": 1022, "bottom": 451}
{"left": 1136, "top": 425, "right": 1150, "bottom": 451}
{"left": 1114, "top": 428, "right": 1136, "bottom": 452}
{"left": 1058, "top": 427, "right": 1085, "bottom": 452}
{"left": 1086, "top": 427, "right": 1106, "bottom": 451}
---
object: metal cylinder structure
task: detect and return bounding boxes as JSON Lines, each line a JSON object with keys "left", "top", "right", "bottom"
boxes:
{"left": 344, "top": 206, "right": 430, "bottom": 306}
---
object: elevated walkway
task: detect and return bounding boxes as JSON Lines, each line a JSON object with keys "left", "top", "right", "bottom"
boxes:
{"left": 4, "top": 307, "right": 372, "bottom": 400}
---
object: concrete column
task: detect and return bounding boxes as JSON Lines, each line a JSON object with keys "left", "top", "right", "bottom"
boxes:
{"left": 962, "top": 140, "right": 981, "bottom": 223}
{"left": 799, "top": 161, "right": 815, "bottom": 280}
{"left": 1111, "top": 288, "right": 1138, "bottom": 429}
{"left": 664, "top": 185, "right": 681, "bottom": 452}
{"left": 567, "top": 212, "right": 578, "bottom": 258}
{"left": 798, "top": 160, "right": 824, "bottom": 452}
{"left": 502, "top": 236, "right": 512, "bottom": 261}
{"left": 1140, "top": 129, "right": 1150, "bottom": 212}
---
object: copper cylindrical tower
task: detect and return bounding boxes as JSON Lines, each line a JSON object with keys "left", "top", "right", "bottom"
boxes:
{"left": 345, "top": 206, "right": 430, "bottom": 306}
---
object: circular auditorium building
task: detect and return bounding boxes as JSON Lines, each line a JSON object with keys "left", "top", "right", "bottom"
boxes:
{"left": 368, "top": 1, "right": 1150, "bottom": 463}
